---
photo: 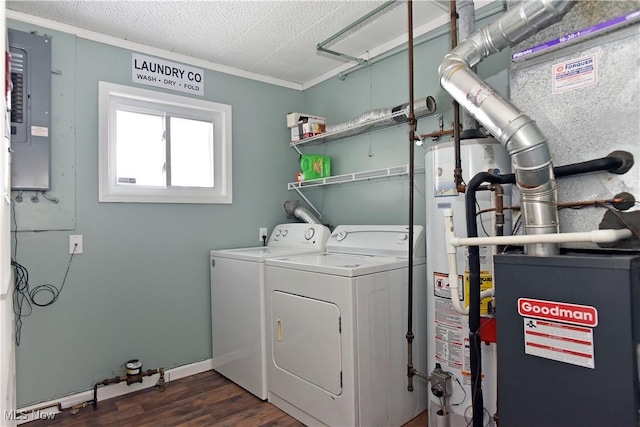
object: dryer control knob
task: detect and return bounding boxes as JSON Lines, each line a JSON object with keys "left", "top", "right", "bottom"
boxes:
{"left": 335, "top": 231, "right": 348, "bottom": 241}
{"left": 399, "top": 233, "right": 408, "bottom": 241}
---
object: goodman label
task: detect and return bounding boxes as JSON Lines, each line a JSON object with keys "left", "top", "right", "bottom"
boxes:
{"left": 132, "top": 53, "right": 204, "bottom": 96}
{"left": 518, "top": 298, "right": 598, "bottom": 327}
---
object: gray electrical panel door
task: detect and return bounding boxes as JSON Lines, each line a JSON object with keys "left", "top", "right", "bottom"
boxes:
{"left": 495, "top": 253, "right": 640, "bottom": 427}
{"left": 9, "top": 29, "right": 52, "bottom": 191}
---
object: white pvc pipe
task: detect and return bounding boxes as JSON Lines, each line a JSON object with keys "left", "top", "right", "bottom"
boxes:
{"left": 444, "top": 210, "right": 466, "bottom": 314}
{"left": 444, "top": 209, "right": 494, "bottom": 316}
{"left": 450, "top": 229, "right": 633, "bottom": 247}
{"left": 443, "top": 209, "right": 633, "bottom": 316}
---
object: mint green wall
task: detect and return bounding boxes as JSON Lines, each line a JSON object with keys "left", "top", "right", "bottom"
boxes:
{"left": 10, "top": 20, "right": 303, "bottom": 406}
{"left": 300, "top": 7, "right": 510, "bottom": 228}
{"left": 12, "top": 5, "right": 511, "bottom": 408}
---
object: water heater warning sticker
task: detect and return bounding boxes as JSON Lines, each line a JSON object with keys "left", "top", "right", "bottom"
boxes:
{"left": 523, "top": 318, "right": 595, "bottom": 369}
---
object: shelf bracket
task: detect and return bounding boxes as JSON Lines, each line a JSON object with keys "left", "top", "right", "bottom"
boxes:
{"left": 291, "top": 187, "right": 322, "bottom": 219}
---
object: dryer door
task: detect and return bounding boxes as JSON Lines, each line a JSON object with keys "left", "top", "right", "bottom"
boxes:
{"left": 272, "top": 291, "right": 342, "bottom": 395}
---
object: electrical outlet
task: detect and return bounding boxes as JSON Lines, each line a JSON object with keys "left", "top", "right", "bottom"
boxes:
{"left": 259, "top": 227, "right": 268, "bottom": 242}
{"left": 69, "top": 235, "right": 83, "bottom": 254}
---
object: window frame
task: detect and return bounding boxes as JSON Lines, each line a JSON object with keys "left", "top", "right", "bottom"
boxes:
{"left": 98, "top": 81, "right": 232, "bottom": 204}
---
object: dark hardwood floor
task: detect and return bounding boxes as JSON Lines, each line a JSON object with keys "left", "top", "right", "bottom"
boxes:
{"left": 24, "top": 370, "right": 427, "bottom": 427}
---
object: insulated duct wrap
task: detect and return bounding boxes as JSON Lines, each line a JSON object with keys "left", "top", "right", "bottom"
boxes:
{"left": 283, "top": 201, "right": 321, "bottom": 224}
{"left": 325, "top": 96, "right": 436, "bottom": 139}
{"left": 439, "top": 0, "right": 574, "bottom": 255}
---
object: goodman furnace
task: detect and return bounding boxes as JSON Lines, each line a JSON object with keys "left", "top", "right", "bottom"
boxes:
{"left": 494, "top": 253, "right": 640, "bottom": 427}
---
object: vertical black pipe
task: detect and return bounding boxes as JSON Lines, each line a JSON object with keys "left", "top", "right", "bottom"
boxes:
{"left": 466, "top": 172, "right": 509, "bottom": 427}
{"left": 406, "top": 0, "right": 416, "bottom": 392}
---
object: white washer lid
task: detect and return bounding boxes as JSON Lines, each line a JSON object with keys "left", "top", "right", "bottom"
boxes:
{"left": 266, "top": 253, "right": 425, "bottom": 277}
{"left": 210, "top": 246, "right": 323, "bottom": 262}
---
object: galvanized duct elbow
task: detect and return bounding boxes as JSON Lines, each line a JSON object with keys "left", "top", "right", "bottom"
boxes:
{"left": 325, "top": 96, "right": 436, "bottom": 138}
{"left": 439, "top": 0, "right": 574, "bottom": 255}
{"left": 456, "top": 0, "right": 480, "bottom": 134}
{"left": 283, "top": 201, "right": 321, "bottom": 224}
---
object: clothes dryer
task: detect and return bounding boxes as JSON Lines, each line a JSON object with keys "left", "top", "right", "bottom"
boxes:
{"left": 265, "top": 225, "right": 428, "bottom": 426}
{"left": 210, "top": 223, "right": 330, "bottom": 399}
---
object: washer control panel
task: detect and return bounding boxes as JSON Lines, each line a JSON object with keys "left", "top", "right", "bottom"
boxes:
{"left": 269, "top": 223, "right": 331, "bottom": 250}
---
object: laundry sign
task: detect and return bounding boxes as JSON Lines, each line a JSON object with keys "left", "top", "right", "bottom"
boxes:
{"left": 132, "top": 53, "right": 204, "bottom": 96}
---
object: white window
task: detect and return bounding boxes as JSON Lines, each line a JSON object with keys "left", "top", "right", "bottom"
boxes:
{"left": 98, "top": 81, "right": 232, "bottom": 203}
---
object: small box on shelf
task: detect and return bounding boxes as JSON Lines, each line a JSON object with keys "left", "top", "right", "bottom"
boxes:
{"left": 286, "top": 112, "right": 325, "bottom": 129}
{"left": 298, "top": 116, "right": 326, "bottom": 139}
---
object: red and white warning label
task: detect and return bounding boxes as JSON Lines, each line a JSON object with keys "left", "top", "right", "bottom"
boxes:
{"left": 435, "top": 297, "right": 464, "bottom": 370}
{"left": 522, "top": 318, "right": 595, "bottom": 369}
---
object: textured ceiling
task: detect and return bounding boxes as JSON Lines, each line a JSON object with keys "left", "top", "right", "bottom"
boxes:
{"left": 6, "top": 0, "right": 496, "bottom": 88}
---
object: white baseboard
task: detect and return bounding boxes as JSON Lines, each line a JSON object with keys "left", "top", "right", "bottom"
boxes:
{"left": 16, "top": 359, "right": 214, "bottom": 425}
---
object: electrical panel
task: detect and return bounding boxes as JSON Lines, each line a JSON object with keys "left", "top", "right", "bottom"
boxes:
{"left": 8, "top": 29, "right": 52, "bottom": 191}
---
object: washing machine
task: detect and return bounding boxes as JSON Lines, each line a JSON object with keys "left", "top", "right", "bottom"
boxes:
{"left": 264, "top": 225, "right": 428, "bottom": 426}
{"left": 210, "top": 223, "right": 331, "bottom": 400}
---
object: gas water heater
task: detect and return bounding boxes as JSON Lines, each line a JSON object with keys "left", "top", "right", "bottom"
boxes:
{"left": 425, "top": 138, "right": 511, "bottom": 426}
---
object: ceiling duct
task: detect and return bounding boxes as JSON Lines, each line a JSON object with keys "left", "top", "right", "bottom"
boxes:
{"left": 323, "top": 96, "right": 436, "bottom": 141}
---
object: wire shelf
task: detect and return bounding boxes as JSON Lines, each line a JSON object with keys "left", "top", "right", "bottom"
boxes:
{"left": 288, "top": 164, "right": 424, "bottom": 190}
{"left": 289, "top": 109, "right": 408, "bottom": 148}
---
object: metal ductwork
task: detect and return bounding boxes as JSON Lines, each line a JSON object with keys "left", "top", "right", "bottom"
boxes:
{"left": 439, "top": 0, "right": 574, "bottom": 255}
{"left": 324, "top": 96, "right": 436, "bottom": 139}
{"left": 283, "top": 201, "right": 321, "bottom": 224}
{"left": 456, "top": 0, "right": 480, "bottom": 135}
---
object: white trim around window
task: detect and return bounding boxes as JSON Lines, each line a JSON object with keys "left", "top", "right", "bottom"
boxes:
{"left": 98, "top": 81, "right": 232, "bottom": 204}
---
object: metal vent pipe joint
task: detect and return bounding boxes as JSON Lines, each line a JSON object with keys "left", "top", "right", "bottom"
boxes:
{"left": 439, "top": 0, "right": 574, "bottom": 255}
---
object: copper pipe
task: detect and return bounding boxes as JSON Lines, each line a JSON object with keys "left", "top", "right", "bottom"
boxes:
{"left": 557, "top": 198, "right": 626, "bottom": 209}
{"left": 490, "top": 184, "right": 505, "bottom": 252}
{"left": 450, "top": 0, "right": 464, "bottom": 192}
{"left": 476, "top": 197, "right": 625, "bottom": 215}
{"left": 420, "top": 128, "right": 454, "bottom": 140}
{"left": 22, "top": 368, "right": 166, "bottom": 418}
{"left": 477, "top": 206, "right": 519, "bottom": 215}
{"left": 92, "top": 368, "right": 166, "bottom": 410}
{"left": 419, "top": 115, "right": 455, "bottom": 141}
{"left": 450, "top": 0, "right": 458, "bottom": 54}
{"left": 19, "top": 401, "right": 92, "bottom": 417}
{"left": 406, "top": 0, "right": 416, "bottom": 393}
{"left": 491, "top": 184, "right": 505, "bottom": 234}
